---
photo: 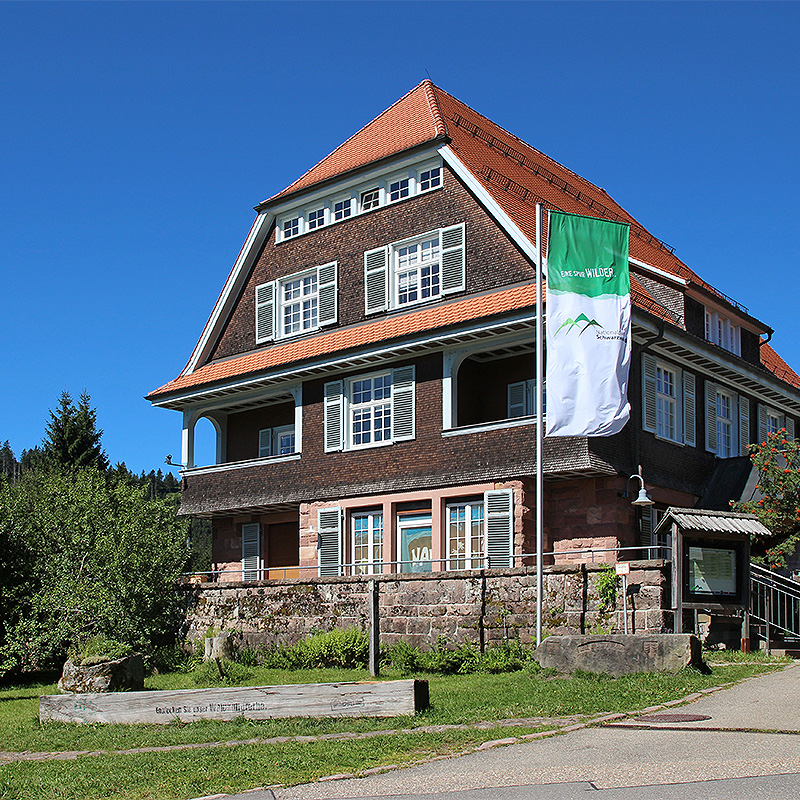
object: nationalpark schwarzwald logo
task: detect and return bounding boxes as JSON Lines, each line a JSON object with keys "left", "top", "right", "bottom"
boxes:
{"left": 554, "top": 313, "right": 602, "bottom": 336}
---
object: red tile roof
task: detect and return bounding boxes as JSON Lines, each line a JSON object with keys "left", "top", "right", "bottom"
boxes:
{"left": 149, "top": 283, "right": 540, "bottom": 399}
{"left": 150, "top": 81, "right": 800, "bottom": 398}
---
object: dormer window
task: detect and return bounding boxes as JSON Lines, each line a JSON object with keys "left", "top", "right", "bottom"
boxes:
{"left": 705, "top": 308, "right": 740, "bottom": 355}
{"left": 361, "top": 188, "right": 380, "bottom": 211}
{"left": 280, "top": 271, "right": 318, "bottom": 336}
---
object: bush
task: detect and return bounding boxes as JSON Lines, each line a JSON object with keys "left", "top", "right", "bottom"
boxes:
{"left": 68, "top": 635, "right": 132, "bottom": 666}
{"left": 192, "top": 658, "right": 254, "bottom": 686}
{"left": 384, "top": 637, "right": 532, "bottom": 675}
{"left": 288, "top": 627, "right": 369, "bottom": 669}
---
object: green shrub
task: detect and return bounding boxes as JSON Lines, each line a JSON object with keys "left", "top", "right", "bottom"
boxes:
{"left": 594, "top": 565, "right": 619, "bottom": 610}
{"left": 288, "top": 627, "right": 369, "bottom": 669}
{"left": 383, "top": 640, "right": 421, "bottom": 674}
{"left": 68, "top": 635, "right": 132, "bottom": 666}
{"left": 191, "top": 658, "right": 254, "bottom": 686}
{"left": 480, "top": 639, "right": 531, "bottom": 673}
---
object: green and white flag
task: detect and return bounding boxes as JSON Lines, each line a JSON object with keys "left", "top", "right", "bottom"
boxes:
{"left": 545, "top": 211, "right": 631, "bottom": 437}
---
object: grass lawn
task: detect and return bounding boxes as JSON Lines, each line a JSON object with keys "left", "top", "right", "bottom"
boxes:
{"left": 0, "top": 653, "right": 789, "bottom": 800}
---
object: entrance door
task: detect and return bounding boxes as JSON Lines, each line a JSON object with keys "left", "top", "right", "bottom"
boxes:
{"left": 398, "top": 513, "right": 433, "bottom": 573}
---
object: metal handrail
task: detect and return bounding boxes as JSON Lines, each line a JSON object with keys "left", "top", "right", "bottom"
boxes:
{"left": 181, "top": 544, "right": 671, "bottom": 583}
{"left": 750, "top": 563, "right": 800, "bottom": 646}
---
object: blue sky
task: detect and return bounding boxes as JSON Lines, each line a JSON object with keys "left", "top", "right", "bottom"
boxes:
{"left": 2, "top": 1, "right": 799, "bottom": 475}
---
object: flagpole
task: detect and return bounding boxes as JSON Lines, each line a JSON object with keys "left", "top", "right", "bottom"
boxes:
{"left": 535, "top": 203, "right": 544, "bottom": 647}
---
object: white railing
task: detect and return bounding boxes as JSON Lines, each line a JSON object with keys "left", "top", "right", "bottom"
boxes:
{"left": 750, "top": 563, "right": 800, "bottom": 650}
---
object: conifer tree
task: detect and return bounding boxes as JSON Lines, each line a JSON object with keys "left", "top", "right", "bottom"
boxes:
{"left": 41, "top": 391, "right": 109, "bottom": 472}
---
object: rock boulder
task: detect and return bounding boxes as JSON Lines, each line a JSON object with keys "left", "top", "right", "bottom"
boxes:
{"left": 58, "top": 654, "right": 144, "bottom": 693}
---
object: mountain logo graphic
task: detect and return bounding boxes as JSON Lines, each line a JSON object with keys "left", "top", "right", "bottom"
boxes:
{"left": 554, "top": 313, "right": 603, "bottom": 336}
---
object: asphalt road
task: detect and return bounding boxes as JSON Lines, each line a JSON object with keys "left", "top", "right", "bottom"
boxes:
{"left": 209, "top": 663, "right": 800, "bottom": 800}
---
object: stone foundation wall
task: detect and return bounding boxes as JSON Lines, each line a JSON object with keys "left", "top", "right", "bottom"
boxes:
{"left": 182, "top": 561, "right": 672, "bottom": 649}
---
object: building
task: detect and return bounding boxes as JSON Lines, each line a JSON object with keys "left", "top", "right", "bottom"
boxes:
{"left": 147, "top": 81, "right": 800, "bottom": 583}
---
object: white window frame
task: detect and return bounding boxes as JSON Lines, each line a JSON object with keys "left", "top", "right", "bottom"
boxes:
{"left": 280, "top": 215, "right": 302, "bottom": 241}
{"left": 417, "top": 164, "right": 442, "bottom": 192}
{"left": 275, "top": 159, "right": 443, "bottom": 243}
{"left": 306, "top": 205, "right": 327, "bottom": 231}
{"left": 705, "top": 307, "right": 741, "bottom": 356}
{"left": 391, "top": 229, "right": 443, "bottom": 309}
{"left": 446, "top": 501, "right": 485, "bottom": 570}
{"left": 258, "top": 424, "right": 296, "bottom": 458}
{"left": 360, "top": 186, "right": 381, "bottom": 212}
{"left": 332, "top": 195, "right": 354, "bottom": 222}
{"left": 655, "top": 363, "right": 680, "bottom": 443}
{"left": 277, "top": 268, "right": 319, "bottom": 339}
{"left": 351, "top": 510, "right": 383, "bottom": 575}
{"left": 715, "top": 388, "right": 735, "bottom": 458}
{"left": 348, "top": 371, "right": 394, "bottom": 450}
{"left": 507, "top": 379, "right": 545, "bottom": 418}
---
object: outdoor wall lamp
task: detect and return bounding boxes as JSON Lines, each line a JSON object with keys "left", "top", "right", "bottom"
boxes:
{"left": 164, "top": 454, "right": 187, "bottom": 468}
{"left": 623, "top": 473, "right": 655, "bottom": 507}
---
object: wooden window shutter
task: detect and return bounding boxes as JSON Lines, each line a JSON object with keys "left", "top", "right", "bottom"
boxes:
{"left": 683, "top": 371, "right": 696, "bottom": 447}
{"left": 758, "top": 403, "right": 769, "bottom": 444}
{"left": 640, "top": 507, "right": 653, "bottom": 548}
{"left": 508, "top": 382, "right": 527, "bottom": 418}
{"left": 391, "top": 366, "right": 415, "bottom": 441}
{"left": 484, "top": 488, "right": 513, "bottom": 569}
{"left": 242, "top": 523, "right": 260, "bottom": 581}
{"left": 705, "top": 380, "right": 718, "bottom": 454}
{"left": 317, "top": 507, "right": 342, "bottom": 577}
{"left": 317, "top": 261, "right": 338, "bottom": 327}
{"left": 255, "top": 282, "right": 275, "bottom": 344}
{"left": 787, "top": 416, "right": 796, "bottom": 441}
{"left": 364, "top": 246, "right": 388, "bottom": 314}
{"left": 441, "top": 223, "right": 466, "bottom": 295}
{"left": 323, "top": 380, "right": 344, "bottom": 452}
{"left": 739, "top": 395, "right": 750, "bottom": 456}
{"left": 642, "top": 353, "right": 657, "bottom": 433}
{"left": 258, "top": 428, "right": 273, "bottom": 458}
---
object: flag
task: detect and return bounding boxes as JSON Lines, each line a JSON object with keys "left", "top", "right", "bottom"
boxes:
{"left": 545, "top": 211, "right": 631, "bottom": 437}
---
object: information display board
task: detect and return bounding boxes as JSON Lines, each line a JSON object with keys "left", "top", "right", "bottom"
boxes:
{"left": 687, "top": 546, "right": 737, "bottom": 597}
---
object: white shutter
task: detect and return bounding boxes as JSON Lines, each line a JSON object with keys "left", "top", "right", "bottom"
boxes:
{"left": 242, "top": 523, "right": 260, "bottom": 581}
{"left": 317, "top": 507, "right": 342, "bottom": 577}
{"left": 787, "top": 417, "right": 796, "bottom": 441}
{"left": 364, "top": 246, "right": 388, "bottom": 314}
{"left": 739, "top": 395, "right": 750, "bottom": 456}
{"left": 683, "top": 371, "right": 696, "bottom": 447}
{"left": 317, "top": 261, "right": 337, "bottom": 326}
{"left": 258, "top": 428, "right": 273, "bottom": 458}
{"left": 255, "top": 282, "right": 275, "bottom": 344}
{"left": 324, "top": 381, "right": 344, "bottom": 452}
{"left": 391, "top": 366, "right": 415, "bottom": 441}
{"left": 705, "top": 380, "right": 718, "bottom": 454}
{"left": 484, "top": 488, "right": 514, "bottom": 569}
{"left": 640, "top": 507, "right": 653, "bottom": 548}
{"left": 642, "top": 353, "right": 657, "bottom": 433}
{"left": 441, "top": 223, "right": 466, "bottom": 295}
{"left": 758, "top": 404, "right": 769, "bottom": 444}
{"left": 508, "top": 382, "right": 527, "bottom": 418}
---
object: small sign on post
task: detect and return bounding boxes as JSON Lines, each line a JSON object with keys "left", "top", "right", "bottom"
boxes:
{"left": 616, "top": 562, "right": 630, "bottom": 634}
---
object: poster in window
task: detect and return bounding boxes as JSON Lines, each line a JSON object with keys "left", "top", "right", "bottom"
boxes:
{"left": 400, "top": 525, "right": 432, "bottom": 573}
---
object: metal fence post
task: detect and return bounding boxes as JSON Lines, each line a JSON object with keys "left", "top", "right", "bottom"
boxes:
{"left": 368, "top": 579, "right": 380, "bottom": 677}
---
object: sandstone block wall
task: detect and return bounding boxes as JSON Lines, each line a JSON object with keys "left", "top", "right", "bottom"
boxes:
{"left": 182, "top": 561, "right": 672, "bottom": 649}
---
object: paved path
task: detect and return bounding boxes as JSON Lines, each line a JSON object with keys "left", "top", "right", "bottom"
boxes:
{"left": 213, "top": 663, "right": 800, "bottom": 800}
